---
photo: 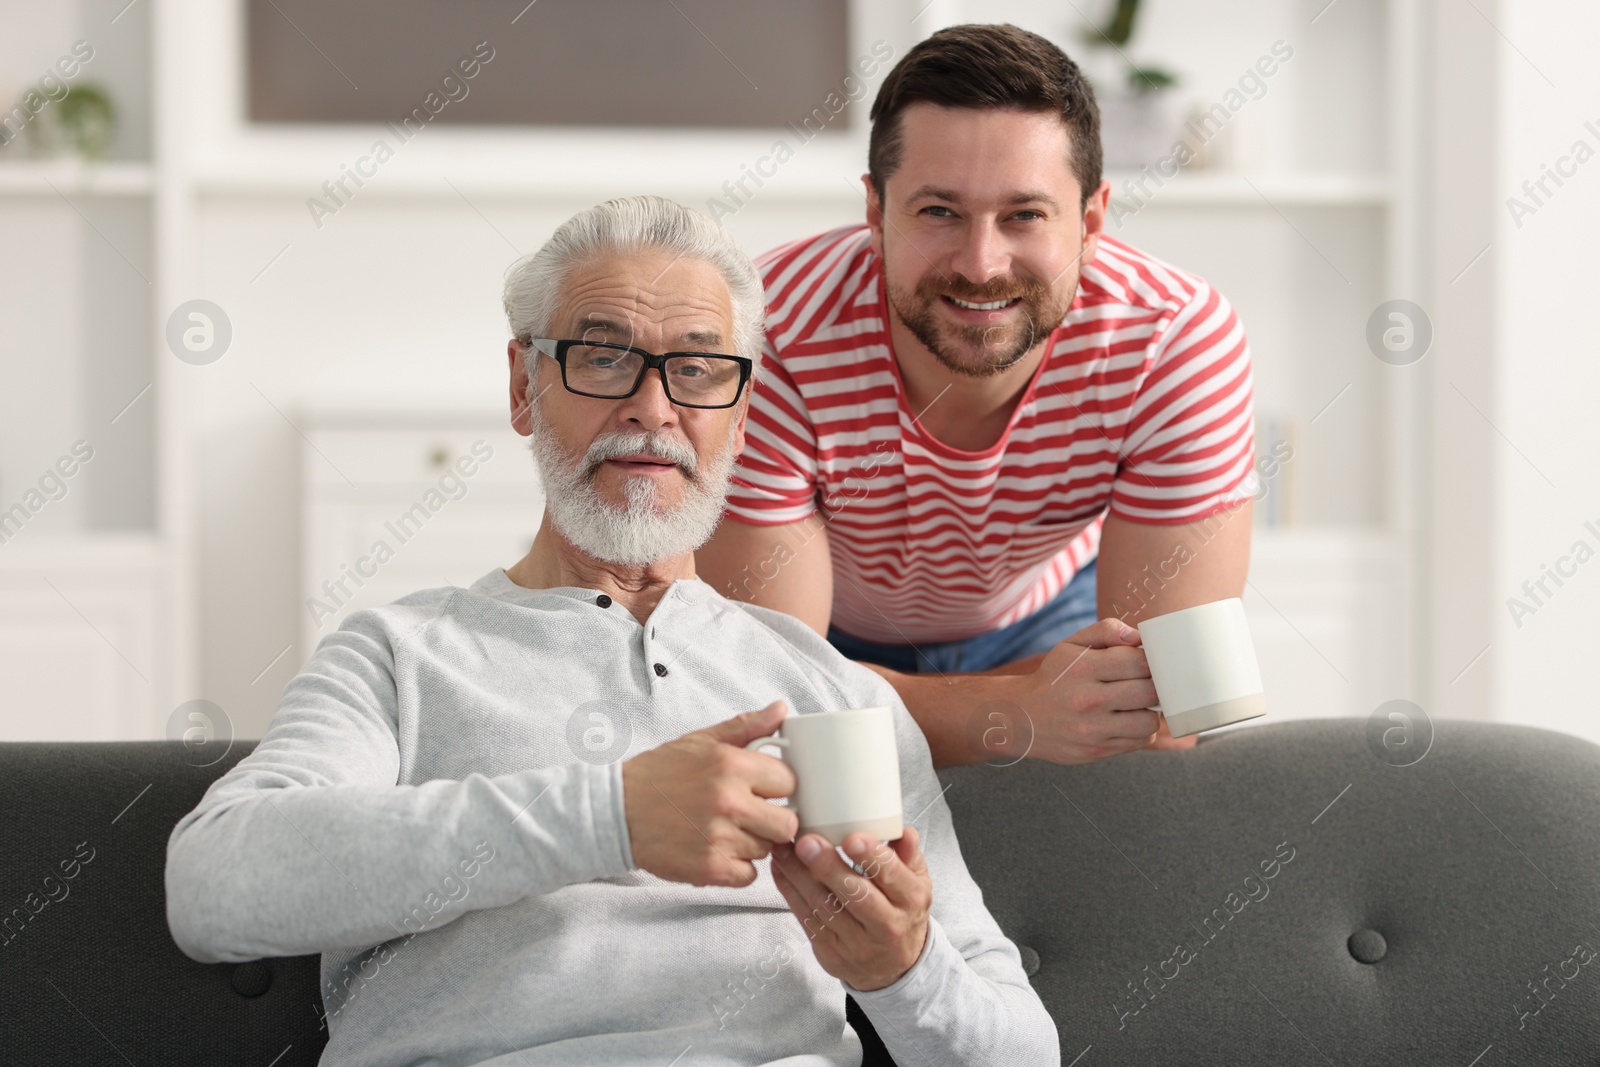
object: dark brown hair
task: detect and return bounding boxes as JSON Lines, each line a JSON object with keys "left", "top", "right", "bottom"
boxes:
{"left": 867, "top": 24, "right": 1102, "bottom": 209}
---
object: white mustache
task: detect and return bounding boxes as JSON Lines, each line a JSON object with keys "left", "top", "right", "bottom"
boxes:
{"left": 582, "top": 431, "right": 699, "bottom": 480}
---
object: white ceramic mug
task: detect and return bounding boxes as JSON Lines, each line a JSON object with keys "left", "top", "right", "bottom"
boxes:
{"left": 1138, "top": 598, "right": 1267, "bottom": 738}
{"left": 745, "top": 706, "right": 903, "bottom": 847}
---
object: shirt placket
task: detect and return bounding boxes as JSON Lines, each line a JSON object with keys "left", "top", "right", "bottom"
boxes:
{"left": 640, "top": 590, "right": 673, "bottom": 691}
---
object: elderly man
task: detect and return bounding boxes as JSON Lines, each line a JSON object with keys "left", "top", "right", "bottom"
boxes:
{"left": 165, "top": 196, "right": 1058, "bottom": 1067}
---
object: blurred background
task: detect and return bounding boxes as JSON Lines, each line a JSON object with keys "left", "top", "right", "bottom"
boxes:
{"left": 0, "top": 0, "right": 1594, "bottom": 749}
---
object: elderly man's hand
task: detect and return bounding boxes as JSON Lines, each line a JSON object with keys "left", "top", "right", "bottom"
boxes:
{"left": 1012, "top": 619, "right": 1196, "bottom": 764}
{"left": 621, "top": 701, "right": 800, "bottom": 888}
{"left": 769, "top": 827, "right": 933, "bottom": 992}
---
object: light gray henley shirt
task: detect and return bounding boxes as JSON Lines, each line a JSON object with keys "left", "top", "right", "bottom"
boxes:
{"left": 165, "top": 568, "right": 1060, "bottom": 1066}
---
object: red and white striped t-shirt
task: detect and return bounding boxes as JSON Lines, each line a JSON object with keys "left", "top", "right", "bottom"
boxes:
{"left": 724, "top": 224, "right": 1256, "bottom": 645}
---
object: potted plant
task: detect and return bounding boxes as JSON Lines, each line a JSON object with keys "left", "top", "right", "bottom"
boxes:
{"left": 56, "top": 82, "right": 116, "bottom": 161}
{"left": 1077, "top": 0, "right": 1185, "bottom": 171}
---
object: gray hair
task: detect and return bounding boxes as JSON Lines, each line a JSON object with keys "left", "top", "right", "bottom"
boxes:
{"left": 502, "top": 195, "right": 765, "bottom": 373}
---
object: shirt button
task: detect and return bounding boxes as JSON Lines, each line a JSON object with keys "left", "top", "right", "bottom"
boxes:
{"left": 653, "top": 663, "right": 668, "bottom": 677}
{"left": 596, "top": 594, "right": 612, "bottom": 608}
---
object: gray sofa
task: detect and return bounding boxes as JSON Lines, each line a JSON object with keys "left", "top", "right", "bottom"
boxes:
{"left": 1, "top": 718, "right": 1596, "bottom": 1065}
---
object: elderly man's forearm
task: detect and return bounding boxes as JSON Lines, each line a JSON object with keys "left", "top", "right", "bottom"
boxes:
{"left": 165, "top": 765, "right": 632, "bottom": 962}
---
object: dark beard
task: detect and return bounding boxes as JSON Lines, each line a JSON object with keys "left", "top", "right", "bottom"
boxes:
{"left": 887, "top": 266, "right": 1076, "bottom": 379}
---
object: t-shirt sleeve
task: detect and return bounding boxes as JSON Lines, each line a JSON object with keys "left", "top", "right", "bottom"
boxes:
{"left": 723, "top": 339, "right": 822, "bottom": 526}
{"left": 1110, "top": 282, "right": 1258, "bottom": 524}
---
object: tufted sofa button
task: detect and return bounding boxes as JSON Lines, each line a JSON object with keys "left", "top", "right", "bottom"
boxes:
{"left": 1017, "top": 944, "right": 1040, "bottom": 977}
{"left": 231, "top": 960, "right": 273, "bottom": 997}
{"left": 1347, "top": 929, "right": 1387, "bottom": 964}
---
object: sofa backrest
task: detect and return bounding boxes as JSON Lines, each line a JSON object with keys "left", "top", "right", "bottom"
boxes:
{"left": 0, "top": 740, "right": 326, "bottom": 1065}
{"left": 934, "top": 717, "right": 1600, "bottom": 1064}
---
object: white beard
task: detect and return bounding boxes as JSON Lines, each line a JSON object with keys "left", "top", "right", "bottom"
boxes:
{"left": 526, "top": 397, "right": 739, "bottom": 567}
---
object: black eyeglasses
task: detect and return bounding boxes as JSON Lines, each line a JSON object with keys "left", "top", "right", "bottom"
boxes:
{"left": 527, "top": 338, "right": 752, "bottom": 410}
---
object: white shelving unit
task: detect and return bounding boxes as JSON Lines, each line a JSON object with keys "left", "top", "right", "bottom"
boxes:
{"left": 1106, "top": 170, "right": 1392, "bottom": 206}
{"left": 1084, "top": 0, "right": 1426, "bottom": 721}
{"left": 183, "top": 164, "right": 1394, "bottom": 207}
{"left": 0, "top": 159, "right": 155, "bottom": 194}
{"left": 0, "top": 0, "right": 192, "bottom": 740}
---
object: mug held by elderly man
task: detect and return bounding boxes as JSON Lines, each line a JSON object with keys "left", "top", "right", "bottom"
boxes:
{"left": 165, "top": 194, "right": 1058, "bottom": 1067}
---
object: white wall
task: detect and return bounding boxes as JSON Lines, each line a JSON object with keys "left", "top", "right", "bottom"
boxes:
{"left": 1424, "top": 0, "right": 1500, "bottom": 722}
{"left": 1490, "top": 1, "right": 1600, "bottom": 745}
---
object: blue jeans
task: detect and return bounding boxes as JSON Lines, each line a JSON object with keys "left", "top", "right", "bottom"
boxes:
{"left": 827, "top": 558, "right": 1099, "bottom": 674}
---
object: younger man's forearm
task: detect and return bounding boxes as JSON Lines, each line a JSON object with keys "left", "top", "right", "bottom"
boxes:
{"left": 857, "top": 662, "right": 1031, "bottom": 768}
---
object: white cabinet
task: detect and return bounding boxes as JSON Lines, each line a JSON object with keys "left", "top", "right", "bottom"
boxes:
{"left": 0, "top": 537, "right": 174, "bottom": 740}
{"left": 299, "top": 412, "right": 545, "bottom": 659}
{"left": 1238, "top": 529, "right": 1403, "bottom": 726}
